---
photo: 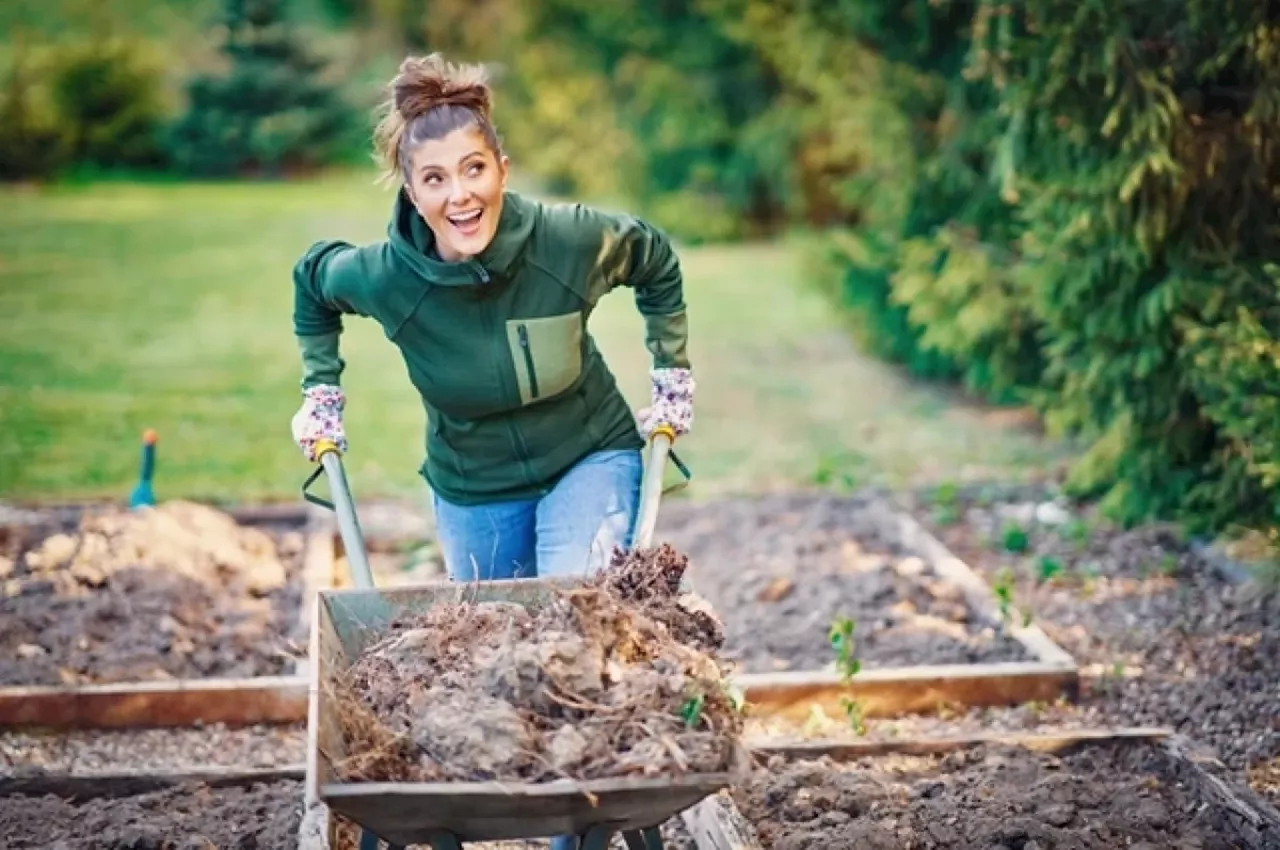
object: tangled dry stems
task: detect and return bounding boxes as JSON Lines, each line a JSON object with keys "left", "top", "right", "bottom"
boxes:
{"left": 323, "top": 545, "right": 745, "bottom": 784}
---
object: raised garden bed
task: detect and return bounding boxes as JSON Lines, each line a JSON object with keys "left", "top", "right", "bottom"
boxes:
{"left": 656, "top": 492, "right": 1077, "bottom": 722}
{"left": 698, "top": 731, "right": 1280, "bottom": 850}
{"left": 0, "top": 501, "right": 335, "bottom": 730}
{"left": 903, "top": 481, "right": 1280, "bottom": 806}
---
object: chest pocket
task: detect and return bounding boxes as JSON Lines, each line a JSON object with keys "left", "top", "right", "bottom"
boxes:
{"left": 505, "top": 312, "right": 583, "bottom": 406}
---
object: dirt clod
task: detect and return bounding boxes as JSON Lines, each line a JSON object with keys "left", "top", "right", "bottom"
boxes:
{"left": 0, "top": 502, "right": 304, "bottom": 685}
{"left": 327, "top": 544, "right": 745, "bottom": 784}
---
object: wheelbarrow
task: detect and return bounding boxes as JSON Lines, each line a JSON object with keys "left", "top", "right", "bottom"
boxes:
{"left": 299, "top": 429, "right": 735, "bottom": 850}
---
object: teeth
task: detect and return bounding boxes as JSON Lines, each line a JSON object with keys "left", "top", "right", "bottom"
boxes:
{"left": 448, "top": 210, "right": 482, "bottom": 225}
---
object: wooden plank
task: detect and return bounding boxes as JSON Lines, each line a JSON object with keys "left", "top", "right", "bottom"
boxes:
{"left": 885, "top": 505, "right": 1077, "bottom": 668}
{"left": 737, "top": 660, "right": 1078, "bottom": 724}
{"left": 682, "top": 791, "right": 763, "bottom": 850}
{"left": 0, "top": 764, "right": 305, "bottom": 800}
{"left": 746, "top": 726, "right": 1174, "bottom": 760}
{"left": 0, "top": 675, "right": 308, "bottom": 730}
{"left": 1156, "top": 735, "right": 1280, "bottom": 846}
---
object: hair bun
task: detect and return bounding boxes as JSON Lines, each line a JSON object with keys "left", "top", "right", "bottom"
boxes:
{"left": 393, "top": 53, "right": 492, "bottom": 122}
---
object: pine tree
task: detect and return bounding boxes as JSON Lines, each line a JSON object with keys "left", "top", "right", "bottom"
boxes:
{"left": 166, "top": 0, "right": 354, "bottom": 177}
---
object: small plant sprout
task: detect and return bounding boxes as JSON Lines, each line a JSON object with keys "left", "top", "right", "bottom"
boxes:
{"left": 1001, "top": 522, "right": 1030, "bottom": 554}
{"left": 681, "top": 692, "right": 705, "bottom": 728}
{"left": 993, "top": 566, "right": 1016, "bottom": 624}
{"left": 1036, "top": 555, "right": 1063, "bottom": 585}
{"left": 829, "top": 616, "right": 861, "bottom": 679}
{"left": 840, "top": 695, "right": 867, "bottom": 736}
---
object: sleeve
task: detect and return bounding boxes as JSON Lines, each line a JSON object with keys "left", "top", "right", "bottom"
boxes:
{"left": 582, "top": 209, "right": 691, "bottom": 371}
{"left": 291, "top": 240, "right": 373, "bottom": 389}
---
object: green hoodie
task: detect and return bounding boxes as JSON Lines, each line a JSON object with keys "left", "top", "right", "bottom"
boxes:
{"left": 291, "top": 188, "right": 690, "bottom": 506}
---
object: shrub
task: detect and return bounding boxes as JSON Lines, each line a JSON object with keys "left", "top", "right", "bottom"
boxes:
{"left": 48, "top": 38, "right": 168, "bottom": 170}
{"left": 0, "top": 43, "right": 72, "bottom": 181}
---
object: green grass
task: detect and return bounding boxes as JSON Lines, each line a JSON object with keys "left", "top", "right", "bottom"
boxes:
{"left": 0, "top": 170, "right": 1071, "bottom": 507}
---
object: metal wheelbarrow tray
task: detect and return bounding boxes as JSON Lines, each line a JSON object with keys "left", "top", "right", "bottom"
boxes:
{"left": 306, "top": 577, "right": 742, "bottom": 849}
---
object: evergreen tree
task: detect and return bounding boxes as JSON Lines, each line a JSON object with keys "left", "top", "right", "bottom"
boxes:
{"left": 166, "top": 0, "right": 354, "bottom": 177}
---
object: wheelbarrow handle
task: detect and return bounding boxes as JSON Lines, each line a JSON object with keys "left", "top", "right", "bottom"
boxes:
{"left": 301, "top": 439, "right": 376, "bottom": 590}
{"left": 631, "top": 426, "right": 676, "bottom": 551}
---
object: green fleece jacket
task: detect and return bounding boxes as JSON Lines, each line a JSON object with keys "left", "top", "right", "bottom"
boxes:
{"left": 291, "top": 188, "right": 690, "bottom": 506}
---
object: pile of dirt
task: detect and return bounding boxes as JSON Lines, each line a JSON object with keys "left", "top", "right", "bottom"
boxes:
{"left": 0, "top": 779, "right": 304, "bottom": 849}
{"left": 654, "top": 493, "right": 1031, "bottom": 673}
{"left": 326, "top": 544, "right": 746, "bottom": 784}
{"left": 0, "top": 501, "right": 303, "bottom": 685}
{"left": 736, "top": 741, "right": 1280, "bottom": 849}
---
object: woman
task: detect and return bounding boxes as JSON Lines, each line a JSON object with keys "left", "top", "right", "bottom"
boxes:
{"left": 289, "top": 54, "right": 694, "bottom": 582}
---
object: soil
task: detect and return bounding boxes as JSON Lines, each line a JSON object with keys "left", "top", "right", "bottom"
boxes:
{"left": 654, "top": 493, "right": 1032, "bottom": 673}
{"left": 0, "top": 501, "right": 306, "bottom": 685}
{"left": 0, "top": 778, "right": 304, "bottom": 849}
{"left": 329, "top": 545, "right": 745, "bottom": 784}
{"left": 735, "top": 740, "right": 1280, "bottom": 849}
{"left": 0, "top": 722, "right": 306, "bottom": 776}
{"left": 905, "top": 482, "right": 1280, "bottom": 806}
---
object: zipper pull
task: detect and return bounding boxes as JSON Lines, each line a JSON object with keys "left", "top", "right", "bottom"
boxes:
{"left": 474, "top": 263, "right": 491, "bottom": 284}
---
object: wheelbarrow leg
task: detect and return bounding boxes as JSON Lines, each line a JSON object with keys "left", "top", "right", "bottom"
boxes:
{"left": 622, "top": 826, "right": 665, "bottom": 850}
{"left": 357, "top": 828, "right": 405, "bottom": 850}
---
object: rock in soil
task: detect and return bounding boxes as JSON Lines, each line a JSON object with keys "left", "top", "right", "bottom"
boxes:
{"left": 908, "top": 482, "right": 1280, "bottom": 805}
{"left": 654, "top": 492, "right": 1031, "bottom": 673}
{"left": 736, "top": 741, "right": 1280, "bottom": 849}
{"left": 0, "top": 501, "right": 305, "bottom": 685}
{"left": 0, "top": 778, "right": 304, "bottom": 849}
{"left": 328, "top": 545, "right": 746, "bottom": 784}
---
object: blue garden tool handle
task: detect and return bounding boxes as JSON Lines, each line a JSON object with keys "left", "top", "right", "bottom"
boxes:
{"left": 301, "top": 439, "right": 375, "bottom": 590}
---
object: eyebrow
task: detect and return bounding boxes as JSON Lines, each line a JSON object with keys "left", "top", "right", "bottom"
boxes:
{"left": 417, "top": 151, "right": 486, "bottom": 175}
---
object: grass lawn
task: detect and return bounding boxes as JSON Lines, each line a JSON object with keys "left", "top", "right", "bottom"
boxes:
{"left": 0, "top": 170, "right": 1071, "bottom": 508}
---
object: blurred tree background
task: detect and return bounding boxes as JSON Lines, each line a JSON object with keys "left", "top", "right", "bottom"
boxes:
{"left": 2, "top": 0, "right": 1278, "bottom": 536}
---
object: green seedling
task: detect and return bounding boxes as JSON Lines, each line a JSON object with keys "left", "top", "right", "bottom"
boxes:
{"left": 1159, "top": 552, "right": 1179, "bottom": 576}
{"left": 931, "top": 503, "right": 960, "bottom": 527}
{"left": 1036, "top": 555, "right": 1063, "bottom": 585}
{"left": 840, "top": 695, "right": 867, "bottom": 736}
{"left": 993, "top": 566, "right": 1016, "bottom": 624}
{"left": 1001, "top": 523, "right": 1030, "bottom": 554}
{"left": 829, "top": 616, "right": 861, "bottom": 680}
{"left": 681, "top": 693, "right": 705, "bottom": 728}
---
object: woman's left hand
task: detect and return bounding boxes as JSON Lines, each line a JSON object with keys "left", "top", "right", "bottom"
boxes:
{"left": 637, "top": 367, "right": 695, "bottom": 438}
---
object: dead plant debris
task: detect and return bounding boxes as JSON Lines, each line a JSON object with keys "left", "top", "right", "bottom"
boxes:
{"left": 325, "top": 544, "right": 746, "bottom": 784}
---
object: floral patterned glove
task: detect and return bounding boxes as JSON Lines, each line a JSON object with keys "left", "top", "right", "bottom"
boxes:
{"left": 637, "top": 367, "right": 695, "bottom": 438}
{"left": 291, "top": 384, "right": 348, "bottom": 461}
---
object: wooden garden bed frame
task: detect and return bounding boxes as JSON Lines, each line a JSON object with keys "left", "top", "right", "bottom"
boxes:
{"left": 0, "top": 503, "right": 337, "bottom": 731}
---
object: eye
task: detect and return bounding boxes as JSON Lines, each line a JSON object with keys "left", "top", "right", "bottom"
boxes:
{"left": 422, "top": 173, "right": 441, "bottom": 186}
{"left": 467, "top": 162, "right": 484, "bottom": 176}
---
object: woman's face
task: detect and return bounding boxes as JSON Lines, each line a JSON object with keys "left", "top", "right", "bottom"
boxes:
{"left": 405, "top": 126, "right": 509, "bottom": 263}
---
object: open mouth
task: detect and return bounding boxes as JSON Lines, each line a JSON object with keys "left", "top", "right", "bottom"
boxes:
{"left": 446, "top": 209, "right": 483, "bottom": 232}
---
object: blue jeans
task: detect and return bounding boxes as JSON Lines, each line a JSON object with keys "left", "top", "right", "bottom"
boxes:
{"left": 432, "top": 449, "right": 643, "bottom": 582}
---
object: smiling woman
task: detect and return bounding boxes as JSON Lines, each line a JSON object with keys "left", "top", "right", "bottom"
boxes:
{"left": 289, "top": 54, "right": 695, "bottom": 595}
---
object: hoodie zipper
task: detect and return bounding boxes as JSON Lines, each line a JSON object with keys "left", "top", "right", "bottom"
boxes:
{"left": 517, "top": 324, "right": 540, "bottom": 399}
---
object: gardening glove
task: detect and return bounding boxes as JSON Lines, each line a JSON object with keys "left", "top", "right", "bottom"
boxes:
{"left": 637, "top": 367, "right": 695, "bottom": 438}
{"left": 291, "top": 384, "right": 348, "bottom": 461}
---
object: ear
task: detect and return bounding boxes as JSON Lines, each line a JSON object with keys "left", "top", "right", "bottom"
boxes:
{"left": 499, "top": 154, "right": 511, "bottom": 189}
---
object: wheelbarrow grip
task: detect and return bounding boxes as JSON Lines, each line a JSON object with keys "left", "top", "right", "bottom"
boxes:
{"left": 631, "top": 427, "right": 675, "bottom": 551}
{"left": 307, "top": 439, "right": 376, "bottom": 590}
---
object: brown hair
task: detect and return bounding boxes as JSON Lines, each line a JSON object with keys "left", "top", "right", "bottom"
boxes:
{"left": 372, "top": 53, "right": 503, "bottom": 185}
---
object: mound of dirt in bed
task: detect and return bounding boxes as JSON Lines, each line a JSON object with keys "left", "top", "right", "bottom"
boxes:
{"left": 0, "top": 501, "right": 303, "bottom": 685}
{"left": 327, "top": 544, "right": 746, "bottom": 784}
{"left": 0, "top": 779, "right": 303, "bottom": 849}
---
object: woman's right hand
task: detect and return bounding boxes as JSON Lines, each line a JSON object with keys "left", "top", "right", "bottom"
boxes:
{"left": 291, "top": 385, "right": 348, "bottom": 461}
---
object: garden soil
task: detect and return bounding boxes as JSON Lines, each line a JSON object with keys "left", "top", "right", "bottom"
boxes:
{"left": 736, "top": 741, "right": 1278, "bottom": 849}
{"left": 0, "top": 501, "right": 304, "bottom": 685}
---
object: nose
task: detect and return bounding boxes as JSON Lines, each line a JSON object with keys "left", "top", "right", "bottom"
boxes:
{"left": 448, "top": 179, "right": 469, "bottom": 207}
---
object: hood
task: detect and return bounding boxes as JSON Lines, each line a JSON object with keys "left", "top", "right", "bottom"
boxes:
{"left": 386, "top": 187, "right": 535, "bottom": 286}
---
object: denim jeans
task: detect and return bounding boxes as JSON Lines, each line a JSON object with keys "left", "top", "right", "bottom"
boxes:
{"left": 432, "top": 448, "right": 644, "bottom": 582}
